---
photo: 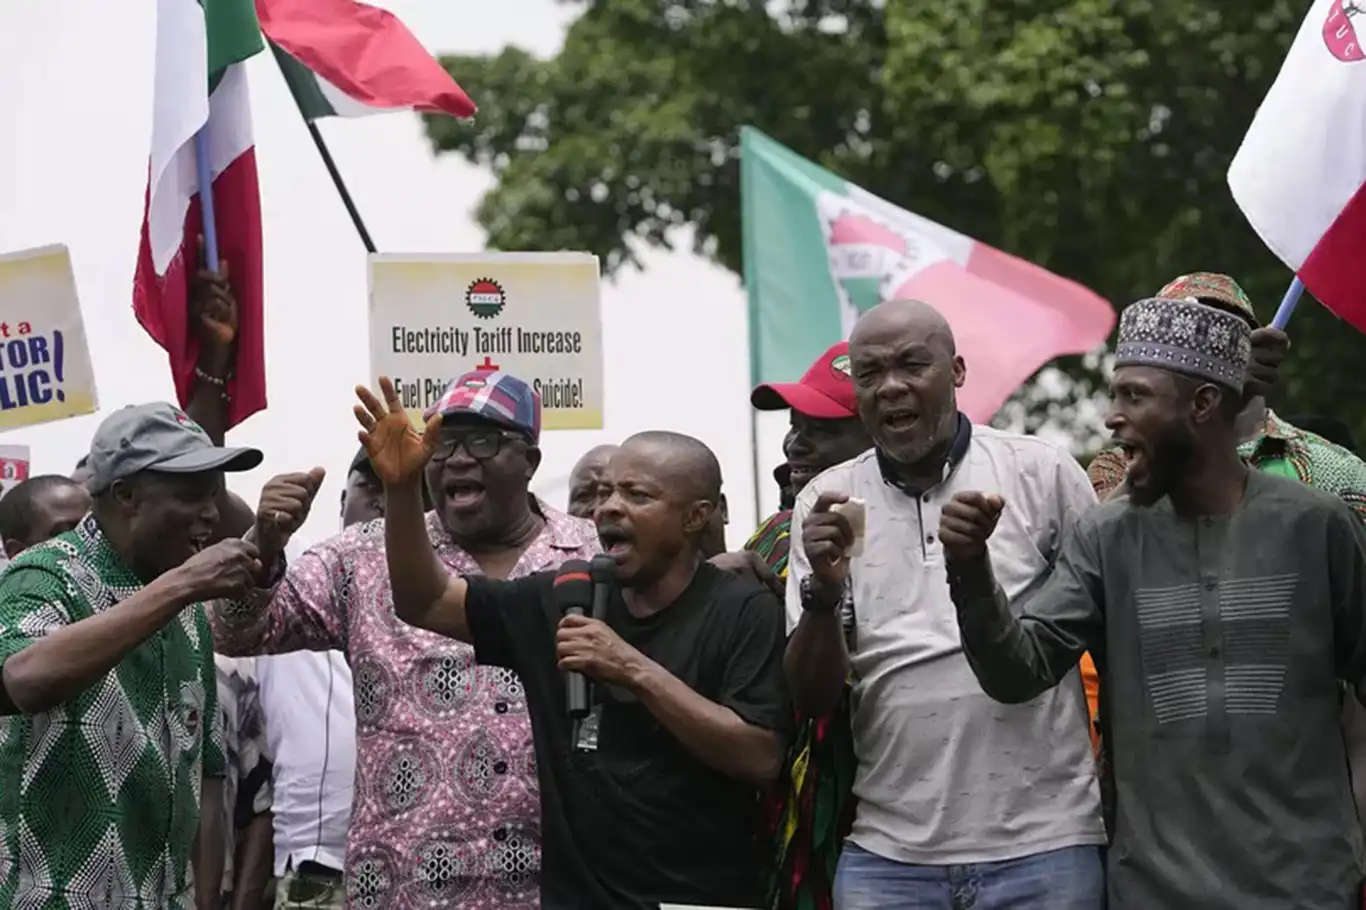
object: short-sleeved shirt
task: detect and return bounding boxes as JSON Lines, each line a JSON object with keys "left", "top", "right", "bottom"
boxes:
{"left": 0, "top": 514, "right": 224, "bottom": 909}
{"left": 465, "top": 562, "right": 789, "bottom": 909}
{"left": 210, "top": 503, "right": 598, "bottom": 908}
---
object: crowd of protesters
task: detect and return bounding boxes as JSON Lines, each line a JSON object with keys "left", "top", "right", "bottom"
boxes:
{"left": 0, "top": 266, "right": 1364, "bottom": 910}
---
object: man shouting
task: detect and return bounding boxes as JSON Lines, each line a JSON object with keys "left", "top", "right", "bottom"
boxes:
{"left": 941, "top": 296, "right": 1366, "bottom": 909}
{"left": 352, "top": 377, "right": 789, "bottom": 909}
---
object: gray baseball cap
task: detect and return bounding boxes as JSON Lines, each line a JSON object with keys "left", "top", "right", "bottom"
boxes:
{"left": 86, "top": 403, "right": 263, "bottom": 494}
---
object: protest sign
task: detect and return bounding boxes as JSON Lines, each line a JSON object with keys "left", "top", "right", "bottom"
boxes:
{"left": 369, "top": 252, "right": 604, "bottom": 430}
{"left": 0, "top": 245, "right": 98, "bottom": 430}
{"left": 0, "top": 445, "right": 31, "bottom": 497}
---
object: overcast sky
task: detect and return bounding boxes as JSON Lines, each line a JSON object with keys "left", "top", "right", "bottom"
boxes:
{"left": 0, "top": 0, "right": 791, "bottom": 547}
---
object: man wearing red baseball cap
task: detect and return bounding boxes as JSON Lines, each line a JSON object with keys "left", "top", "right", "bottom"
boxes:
{"left": 745, "top": 341, "right": 870, "bottom": 910}
{"left": 745, "top": 341, "right": 871, "bottom": 578}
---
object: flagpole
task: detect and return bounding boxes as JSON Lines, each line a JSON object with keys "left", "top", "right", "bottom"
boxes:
{"left": 271, "top": 46, "right": 377, "bottom": 254}
{"left": 749, "top": 410, "right": 763, "bottom": 530}
{"left": 1270, "top": 276, "right": 1305, "bottom": 330}
{"left": 194, "top": 130, "right": 221, "bottom": 267}
{"left": 303, "top": 121, "right": 377, "bottom": 254}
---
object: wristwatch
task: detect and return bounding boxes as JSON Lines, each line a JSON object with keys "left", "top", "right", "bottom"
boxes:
{"left": 800, "top": 575, "right": 843, "bottom": 614}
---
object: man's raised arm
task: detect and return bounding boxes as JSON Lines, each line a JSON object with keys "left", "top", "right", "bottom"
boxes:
{"left": 354, "top": 378, "right": 471, "bottom": 642}
{"left": 939, "top": 491, "right": 1107, "bottom": 703}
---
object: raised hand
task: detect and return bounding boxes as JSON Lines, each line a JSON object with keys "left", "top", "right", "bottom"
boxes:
{"left": 171, "top": 538, "right": 261, "bottom": 602}
{"left": 803, "top": 491, "right": 854, "bottom": 597}
{"left": 191, "top": 239, "right": 237, "bottom": 359}
{"left": 353, "top": 376, "right": 441, "bottom": 487}
{"left": 939, "top": 492, "right": 1006, "bottom": 564}
{"left": 255, "top": 468, "right": 327, "bottom": 558}
{"left": 1245, "top": 326, "right": 1289, "bottom": 399}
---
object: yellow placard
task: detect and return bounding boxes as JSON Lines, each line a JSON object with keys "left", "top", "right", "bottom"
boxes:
{"left": 0, "top": 245, "right": 99, "bottom": 430}
{"left": 368, "top": 253, "right": 604, "bottom": 431}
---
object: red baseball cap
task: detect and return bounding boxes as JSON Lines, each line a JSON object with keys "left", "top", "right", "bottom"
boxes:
{"left": 750, "top": 342, "right": 857, "bottom": 419}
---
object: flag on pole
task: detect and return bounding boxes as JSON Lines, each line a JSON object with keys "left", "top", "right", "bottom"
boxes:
{"left": 740, "top": 127, "right": 1115, "bottom": 422}
{"left": 1228, "top": 0, "right": 1366, "bottom": 331}
{"left": 134, "top": 0, "right": 266, "bottom": 429}
{"left": 258, "top": 0, "right": 477, "bottom": 119}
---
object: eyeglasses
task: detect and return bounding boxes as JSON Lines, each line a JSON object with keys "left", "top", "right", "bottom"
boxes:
{"left": 432, "top": 430, "right": 523, "bottom": 462}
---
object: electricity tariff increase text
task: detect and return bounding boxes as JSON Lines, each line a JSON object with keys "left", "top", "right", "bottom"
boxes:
{"left": 391, "top": 325, "right": 584, "bottom": 357}
{"left": 393, "top": 376, "right": 586, "bottom": 410}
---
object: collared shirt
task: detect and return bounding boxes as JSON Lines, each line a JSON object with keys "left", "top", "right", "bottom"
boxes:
{"left": 788, "top": 422, "right": 1105, "bottom": 865}
{"left": 257, "top": 649, "right": 355, "bottom": 877}
{"left": 0, "top": 514, "right": 225, "bottom": 909}
{"left": 951, "top": 470, "right": 1366, "bottom": 908}
{"left": 210, "top": 502, "right": 598, "bottom": 909}
{"left": 216, "top": 656, "right": 272, "bottom": 893}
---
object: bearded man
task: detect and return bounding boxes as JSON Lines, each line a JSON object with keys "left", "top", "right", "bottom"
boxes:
{"left": 942, "top": 296, "right": 1366, "bottom": 910}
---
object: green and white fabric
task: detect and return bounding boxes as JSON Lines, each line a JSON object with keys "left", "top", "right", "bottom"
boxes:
{"left": 0, "top": 514, "right": 224, "bottom": 909}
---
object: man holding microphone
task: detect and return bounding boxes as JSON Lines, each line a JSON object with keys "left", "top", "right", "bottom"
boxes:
{"left": 350, "top": 376, "right": 790, "bottom": 909}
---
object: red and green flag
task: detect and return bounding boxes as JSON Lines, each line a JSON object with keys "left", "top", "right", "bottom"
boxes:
{"left": 259, "top": 0, "right": 477, "bottom": 120}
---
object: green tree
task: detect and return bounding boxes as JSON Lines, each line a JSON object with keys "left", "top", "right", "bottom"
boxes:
{"left": 426, "top": 0, "right": 1366, "bottom": 449}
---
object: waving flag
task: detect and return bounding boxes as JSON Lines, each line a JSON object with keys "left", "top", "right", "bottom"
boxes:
{"left": 134, "top": 0, "right": 266, "bottom": 429}
{"left": 258, "top": 0, "right": 476, "bottom": 120}
{"left": 1229, "top": 0, "right": 1366, "bottom": 331}
{"left": 740, "top": 127, "right": 1114, "bottom": 421}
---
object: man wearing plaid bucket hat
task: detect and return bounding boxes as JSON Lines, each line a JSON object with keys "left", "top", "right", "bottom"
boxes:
{"left": 211, "top": 370, "right": 598, "bottom": 908}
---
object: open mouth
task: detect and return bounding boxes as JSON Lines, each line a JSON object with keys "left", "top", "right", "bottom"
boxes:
{"left": 880, "top": 408, "right": 919, "bottom": 433}
{"left": 188, "top": 535, "right": 210, "bottom": 554}
{"left": 444, "top": 477, "right": 486, "bottom": 509}
{"left": 1114, "top": 438, "right": 1149, "bottom": 480}
{"left": 597, "top": 525, "right": 634, "bottom": 558}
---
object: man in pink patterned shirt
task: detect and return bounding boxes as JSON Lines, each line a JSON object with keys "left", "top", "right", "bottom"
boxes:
{"left": 211, "top": 371, "right": 598, "bottom": 909}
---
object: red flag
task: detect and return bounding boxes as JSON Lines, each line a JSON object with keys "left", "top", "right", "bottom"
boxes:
{"left": 134, "top": 1, "right": 266, "bottom": 431}
{"left": 258, "top": 0, "right": 476, "bottom": 119}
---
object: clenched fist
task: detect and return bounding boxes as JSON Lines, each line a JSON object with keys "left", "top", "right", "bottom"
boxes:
{"left": 802, "top": 491, "right": 855, "bottom": 598}
{"left": 255, "top": 468, "right": 326, "bottom": 559}
{"left": 171, "top": 538, "right": 261, "bottom": 602}
{"left": 1245, "top": 326, "right": 1289, "bottom": 399}
{"left": 939, "top": 492, "right": 1005, "bottom": 564}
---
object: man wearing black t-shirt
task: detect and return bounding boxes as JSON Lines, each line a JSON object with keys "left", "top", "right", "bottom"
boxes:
{"left": 352, "top": 377, "right": 790, "bottom": 909}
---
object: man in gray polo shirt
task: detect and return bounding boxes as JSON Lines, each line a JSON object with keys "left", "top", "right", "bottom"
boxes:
{"left": 941, "top": 296, "right": 1366, "bottom": 909}
{"left": 786, "top": 299, "right": 1104, "bottom": 908}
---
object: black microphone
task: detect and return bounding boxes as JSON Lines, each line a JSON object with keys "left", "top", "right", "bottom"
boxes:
{"left": 590, "top": 554, "right": 615, "bottom": 622}
{"left": 553, "top": 560, "right": 594, "bottom": 723}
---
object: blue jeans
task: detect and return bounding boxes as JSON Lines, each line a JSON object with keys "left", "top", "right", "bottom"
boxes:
{"left": 834, "top": 842, "right": 1104, "bottom": 910}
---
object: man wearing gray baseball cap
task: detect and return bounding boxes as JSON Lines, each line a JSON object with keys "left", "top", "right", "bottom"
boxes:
{"left": 0, "top": 403, "right": 276, "bottom": 909}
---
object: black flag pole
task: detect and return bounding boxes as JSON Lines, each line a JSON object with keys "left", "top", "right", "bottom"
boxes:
{"left": 272, "top": 44, "right": 377, "bottom": 254}
{"left": 303, "top": 121, "right": 377, "bottom": 254}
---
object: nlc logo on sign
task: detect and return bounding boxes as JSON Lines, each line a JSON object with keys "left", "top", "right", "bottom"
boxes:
{"left": 1324, "top": 0, "right": 1365, "bottom": 62}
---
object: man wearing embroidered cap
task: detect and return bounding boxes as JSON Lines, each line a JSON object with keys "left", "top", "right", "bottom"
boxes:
{"left": 0, "top": 402, "right": 270, "bottom": 909}
{"left": 1081, "top": 272, "right": 1366, "bottom": 765}
{"left": 941, "top": 297, "right": 1366, "bottom": 909}
{"left": 211, "top": 371, "right": 598, "bottom": 908}
{"left": 1089, "top": 272, "right": 1366, "bottom": 515}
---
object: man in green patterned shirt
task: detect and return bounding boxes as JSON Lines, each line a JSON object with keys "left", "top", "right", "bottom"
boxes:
{"left": 0, "top": 403, "right": 266, "bottom": 909}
